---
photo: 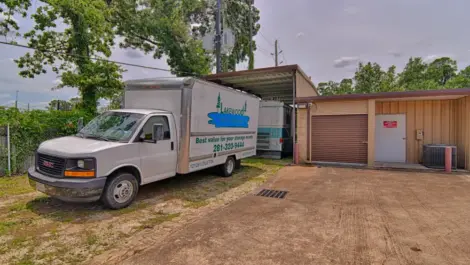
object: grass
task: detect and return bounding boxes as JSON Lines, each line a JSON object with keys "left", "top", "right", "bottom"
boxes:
{"left": 0, "top": 175, "right": 34, "bottom": 198}
{"left": 0, "top": 158, "right": 289, "bottom": 265}
{"left": 0, "top": 220, "right": 18, "bottom": 235}
{"left": 184, "top": 200, "right": 210, "bottom": 209}
{"left": 139, "top": 212, "right": 181, "bottom": 230}
{"left": 86, "top": 233, "right": 99, "bottom": 246}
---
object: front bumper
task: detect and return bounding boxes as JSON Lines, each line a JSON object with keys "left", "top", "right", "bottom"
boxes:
{"left": 28, "top": 167, "right": 106, "bottom": 203}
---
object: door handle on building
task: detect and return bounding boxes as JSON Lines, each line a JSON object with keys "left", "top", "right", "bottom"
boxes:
{"left": 362, "top": 141, "right": 368, "bottom": 144}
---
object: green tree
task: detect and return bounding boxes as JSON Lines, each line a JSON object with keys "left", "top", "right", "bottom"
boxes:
{"left": 219, "top": 0, "right": 260, "bottom": 71}
{"left": 446, "top": 66, "right": 470, "bottom": 88}
{"left": 0, "top": 0, "right": 31, "bottom": 39}
{"left": 426, "top": 57, "right": 457, "bottom": 86}
{"left": 397, "top": 57, "right": 432, "bottom": 90}
{"left": 317, "top": 81, "right": 339, "bottom": 96}
{"left": 354, "top": 62, "right": 386, "bottom": 93}
{"left": 15, "top": 0, "right": 124, "bottom": 115}
{"left": 111, "top": 0, "right": 211, "bottom": 76}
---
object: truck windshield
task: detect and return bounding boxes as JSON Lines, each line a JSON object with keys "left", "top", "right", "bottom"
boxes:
{"left": 77, "top": 112, "right": 144, "bottom": 142}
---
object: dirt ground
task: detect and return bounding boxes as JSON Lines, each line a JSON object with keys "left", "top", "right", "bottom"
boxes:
{"left": 0, "top": 158, "right": 287, "bottom": 265}
{"left": 106, "top": 166, "right": 470, "bottom": 265}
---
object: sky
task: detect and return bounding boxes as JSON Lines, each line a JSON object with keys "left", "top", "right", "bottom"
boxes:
{"left": 1, "top": 0, "right": 470, "bottom": 109}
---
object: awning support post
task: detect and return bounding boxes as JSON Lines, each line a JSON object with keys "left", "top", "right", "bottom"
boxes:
{"left": 292, "top": 70, "right": 297, "bottom": 164}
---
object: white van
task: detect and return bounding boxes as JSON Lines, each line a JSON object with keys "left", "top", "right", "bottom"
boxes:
{"left": 28, "top": 78, "right": 259, "bottom": 209}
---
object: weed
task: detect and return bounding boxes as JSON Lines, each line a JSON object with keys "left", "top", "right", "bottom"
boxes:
{"left": 114, "top": 202, "right": 149, "bottom": 215}
{"left": 10, "top": 236, "right": 28, "bottom": 248}
{"left": 184, "top": 200, "right": 210, "bottom": 209}
{"left": 139, "top": 213, "right": 181, "bottom": 230}
{"left": 86, "top": 233, "right": 99, "bottom": 246}
{"left": 9, "top": 202, "right": 27, "bottom": 212}
{"left": 0, "top": 220, "right": 17, "bottom": 235}
{"left": 0, "top": 175, "right": 34, "bottom": 198}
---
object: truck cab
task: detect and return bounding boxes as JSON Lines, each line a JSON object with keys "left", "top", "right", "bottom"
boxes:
{"left": 28, "top": 109, "right": 179, "bottom": 209}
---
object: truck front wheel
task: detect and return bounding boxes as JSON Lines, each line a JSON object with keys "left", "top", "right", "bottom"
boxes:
{"left": 220, "top": 156, "right": 236, "bottom": 177}
{"left": 101, "top": 172, "right": 139, "bottom": 209}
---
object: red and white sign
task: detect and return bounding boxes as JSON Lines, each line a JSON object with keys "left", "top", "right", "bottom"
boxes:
{"left": 383, "top": 121, "right": 397, "bottom": 128}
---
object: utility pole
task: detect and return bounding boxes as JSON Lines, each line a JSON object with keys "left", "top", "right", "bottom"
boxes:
{"left": 274, "top": 39, "right": 278, "bottom": 66}
{"left": 215, "top": 0, "right": 222, "bottom": 73}
{"left": 14, "top": 90, "right": 18, "bottom": 109}
{"left": 271, "top": 40, "right": 283, "bottom": 67}
{"left": 27, "top": 103, "right": 30, "bottom": 111}
{"left": 248, "top": 0, "right": 254, "bottom": 70}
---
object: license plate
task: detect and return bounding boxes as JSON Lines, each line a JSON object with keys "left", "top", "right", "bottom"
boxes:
{"left": 36, "top": 182, "right": 46, "bottom": 193}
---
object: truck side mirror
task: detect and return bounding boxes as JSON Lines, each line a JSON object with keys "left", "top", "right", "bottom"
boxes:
{"left": 152, "top": 123, "right": 164, "bottom": 142}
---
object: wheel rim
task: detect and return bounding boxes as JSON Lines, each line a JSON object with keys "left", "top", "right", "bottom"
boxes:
{"left": 113, "top": 180, "right": 134, "bottom": 204}
{"left": 226, "top": 159, "right": 235, "bottom": 174}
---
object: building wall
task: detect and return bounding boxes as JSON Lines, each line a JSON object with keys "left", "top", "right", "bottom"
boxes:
{"left": 295, "top": 72, "right": 318, "bottom": 98}
{"left": 297, "top": 96, "right": 470, "bottom": 169}
{"left": 376, "top": 98, "right": 468, "bottom": 167}
{"left": 297, "top": 108, "right": 308, "bottom": 162}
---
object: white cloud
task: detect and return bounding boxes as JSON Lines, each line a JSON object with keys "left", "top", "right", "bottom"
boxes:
{"left": 53, "top": 79, "right": 62, "bottom": 84}
{"left": 0, "top": 93, "right": 10, "bottom": 99}
{"left": 333, "top": 56, "right": 359, "bottom": 68}
{"left": 296, "top": 32, "right": 305, "bottom": 38}
{"left": 423, "top": 54, "right": 453, "bottom": 63}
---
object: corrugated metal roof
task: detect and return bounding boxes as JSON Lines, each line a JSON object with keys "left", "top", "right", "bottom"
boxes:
{"left": 297, "top": 88, "right": 470, "bottom": 103}
{"left": 204, "top": 64, "right": 316, "bottom": 104}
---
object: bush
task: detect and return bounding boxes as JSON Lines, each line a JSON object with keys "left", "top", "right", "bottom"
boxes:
{"left": 0, "top": 108, "right": 93, "bottom": 175}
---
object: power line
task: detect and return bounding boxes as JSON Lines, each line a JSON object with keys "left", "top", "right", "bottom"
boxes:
{"left": 258, "top": 31, "right": 274, "bottom": 47}
{"left": 0, "top": 41, "right": 200, "bottom": 76}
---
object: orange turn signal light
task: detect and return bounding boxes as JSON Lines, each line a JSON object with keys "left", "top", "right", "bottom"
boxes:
{"left": 64, "top": 170, "right": 95, "bottom": 177}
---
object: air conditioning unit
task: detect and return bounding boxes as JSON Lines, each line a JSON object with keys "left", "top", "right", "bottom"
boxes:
{"left": 422, "top": 144, "right": 457, "bottom": 169}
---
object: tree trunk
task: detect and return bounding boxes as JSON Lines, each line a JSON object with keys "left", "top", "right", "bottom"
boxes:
{"left": 81, "top": 86, "right": 97, "bottom": 115}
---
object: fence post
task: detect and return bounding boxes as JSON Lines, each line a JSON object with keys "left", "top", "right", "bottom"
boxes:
{"left": 7, "top": 123, "right": 11, "bottom": 176}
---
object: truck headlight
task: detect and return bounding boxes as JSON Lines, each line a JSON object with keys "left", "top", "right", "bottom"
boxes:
{"left": 65, "top": 158, "right": 96, "bottom": 177}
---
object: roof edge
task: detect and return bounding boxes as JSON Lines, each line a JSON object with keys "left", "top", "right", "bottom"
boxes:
{"left": 296, "top": 88, "right": 470, "bottom": 103}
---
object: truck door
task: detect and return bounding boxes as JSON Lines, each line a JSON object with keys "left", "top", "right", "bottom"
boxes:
{"left": 138, "top": 114, "right": 177, "bottom": 184}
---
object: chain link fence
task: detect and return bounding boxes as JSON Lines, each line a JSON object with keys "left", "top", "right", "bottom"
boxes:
{"left": 0, "top": 109, "right": 91, "bottom": 176}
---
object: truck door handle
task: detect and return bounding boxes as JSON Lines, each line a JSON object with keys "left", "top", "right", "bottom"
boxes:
{"left": 171, "top": 142, "right": 174, "bottom": 151}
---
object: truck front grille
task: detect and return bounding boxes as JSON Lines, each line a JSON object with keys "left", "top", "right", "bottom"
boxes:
{"left": 37, "top": 153, "right": 65, "bottom": 177}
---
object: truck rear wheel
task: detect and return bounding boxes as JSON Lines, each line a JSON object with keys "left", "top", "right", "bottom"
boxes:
{"left": 220, "top": 156, "right": 236, "bottom": 177}
{"left": 101, "top": 172, "right": 139, "bottom": 210}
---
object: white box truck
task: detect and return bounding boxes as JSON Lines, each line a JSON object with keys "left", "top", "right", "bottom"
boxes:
{"left": 28, "top": 78, "right": 259, "bottom": 209}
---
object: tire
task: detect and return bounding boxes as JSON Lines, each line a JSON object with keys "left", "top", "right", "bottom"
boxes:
{"left": 101, "top": 172, "right": 139, "bottom": 210}
{"left": 235, "top": 159, "right": 242, "bottom": 169}
{"left": 220, "top": 156, "right": 236, "bottom": 177}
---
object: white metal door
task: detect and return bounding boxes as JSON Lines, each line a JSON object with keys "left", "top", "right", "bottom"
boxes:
{"left": 375, "top": 114, "right": 406, "bottom": 163}
{"left": 139, "top": 115, "right": 177, "bottom": 184}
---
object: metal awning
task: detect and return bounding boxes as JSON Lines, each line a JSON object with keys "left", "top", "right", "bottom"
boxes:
{"left": 204, "top": 64, "right": 314, "bottom": 104}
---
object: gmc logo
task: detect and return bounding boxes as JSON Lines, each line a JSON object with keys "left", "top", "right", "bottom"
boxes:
{"left": 42, "top": 161, "right": 54, "bottom": 168}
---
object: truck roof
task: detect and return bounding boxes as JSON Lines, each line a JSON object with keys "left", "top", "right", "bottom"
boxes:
{"left": 110, "top": 109, "right": 171, "bottom": 115}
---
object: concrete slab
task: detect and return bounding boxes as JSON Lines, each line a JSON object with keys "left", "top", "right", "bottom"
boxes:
{"left": 118, "top": 166, "right": 470, "bottom": 265}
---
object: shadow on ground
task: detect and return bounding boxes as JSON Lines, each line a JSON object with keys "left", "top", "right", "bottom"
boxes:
{"left": 25, "top": 165, "right": 265, "bottom": 223}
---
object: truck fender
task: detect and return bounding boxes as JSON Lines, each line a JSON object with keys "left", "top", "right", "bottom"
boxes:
{"left": 105, "top": 164, "right": 143, "bottom": 185}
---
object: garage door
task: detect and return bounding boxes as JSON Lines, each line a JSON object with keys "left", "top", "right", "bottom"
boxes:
{"left": 311, "top": 115, "right": 368, "bottom": 164}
